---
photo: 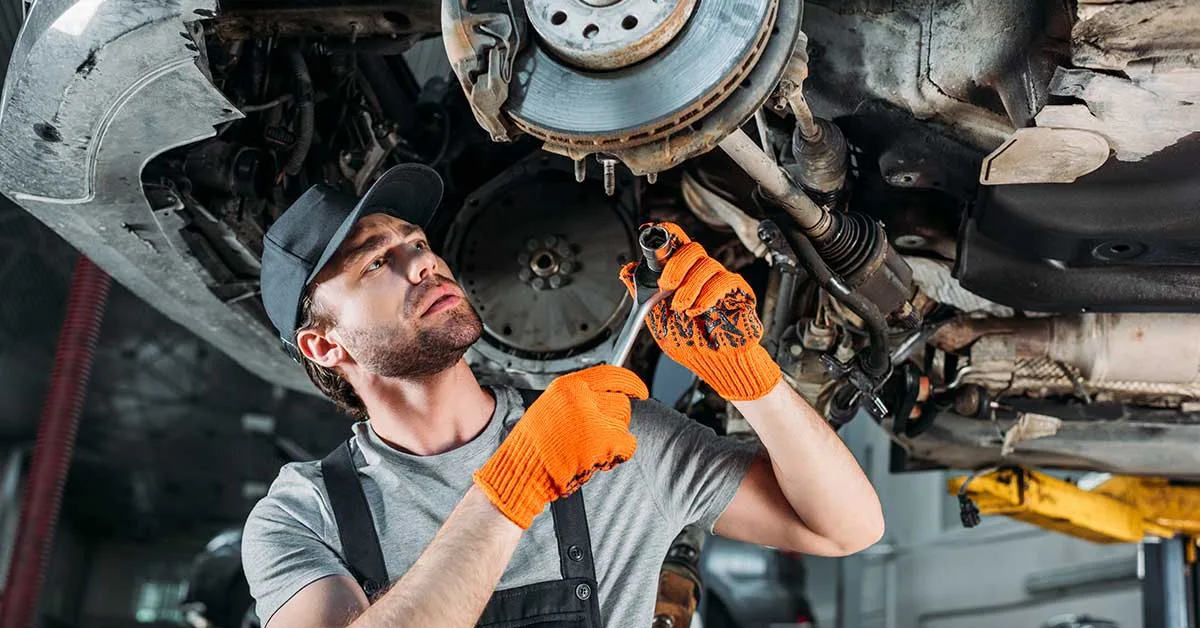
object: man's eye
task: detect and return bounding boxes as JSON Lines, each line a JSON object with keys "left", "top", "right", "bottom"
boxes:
{"left": 414, "top": 240, "right": 428, "bottom": 251}
{"left": 366, "top": 256, "right": 386, "bottom": 272}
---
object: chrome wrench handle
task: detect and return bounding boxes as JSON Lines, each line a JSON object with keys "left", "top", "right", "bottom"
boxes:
{"left": 608, "top": 225, "right": 678, "bottom": 366}
{"left": 609, "top": 289, "right": 672, "bottom": 367}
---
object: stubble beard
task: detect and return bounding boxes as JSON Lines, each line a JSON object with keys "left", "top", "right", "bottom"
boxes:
{"left": 343, "top": 302, "right": 483, "bottom": 379}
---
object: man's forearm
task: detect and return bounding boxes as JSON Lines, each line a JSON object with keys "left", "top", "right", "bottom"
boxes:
{"left": 351, "top": 485, "right": 523, "bottom": 628}
{"left": 732, "top": 381, "right": 884, "bottom": 552}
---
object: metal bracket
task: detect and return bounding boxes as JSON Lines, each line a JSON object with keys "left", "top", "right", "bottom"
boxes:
{"left": 757, "top": 219, "right": 803, "bottom": 361}
{"left": 822, "top": 353, "right": 891, "bottom": 421}
{"left": 441, "top": 0, "right": 527, "bottom": 142}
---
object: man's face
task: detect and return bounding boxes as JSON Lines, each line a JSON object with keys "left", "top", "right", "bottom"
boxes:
{"left": 298, "top": 213, "right": 482, "bottom": 379}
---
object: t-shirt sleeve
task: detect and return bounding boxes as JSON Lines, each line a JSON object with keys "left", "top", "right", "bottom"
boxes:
{"left": 242, "top": 464, "right": 351, "bottom": 626}
{"left": 629, "top": 397, "right": 762, "bottom": 533}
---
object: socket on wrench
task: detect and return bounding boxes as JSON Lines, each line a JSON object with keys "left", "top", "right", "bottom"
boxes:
{"left": 609, "top": 226, "right": 678, "bottom": 366}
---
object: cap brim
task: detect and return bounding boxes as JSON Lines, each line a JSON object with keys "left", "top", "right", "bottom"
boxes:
{"left": 305, "top": 164, "right": 444, "bottom": 284}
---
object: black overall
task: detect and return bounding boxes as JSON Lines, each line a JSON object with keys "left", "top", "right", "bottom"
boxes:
{"left": 319, "top": 390, "right": 603, "bottom": 627}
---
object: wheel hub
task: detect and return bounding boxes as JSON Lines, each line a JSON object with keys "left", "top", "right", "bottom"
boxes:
{"left": 525, "top": 0, "right": 699, "bottom": 70}
{"left": 519, "top": 235, "right": 579, "bottom": 290}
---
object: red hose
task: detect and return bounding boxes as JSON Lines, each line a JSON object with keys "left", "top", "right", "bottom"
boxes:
{"left": 0, "top": 256, "right": 111, "bottom": 628}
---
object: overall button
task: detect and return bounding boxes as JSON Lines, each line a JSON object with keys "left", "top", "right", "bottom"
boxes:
{"left": 575, "top": 583, "right": 592, "bottom": 601}
{"left": 567, "top": 545, "right": 584, "bottom": 562}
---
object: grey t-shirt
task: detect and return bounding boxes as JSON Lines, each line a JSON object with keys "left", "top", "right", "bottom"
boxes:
{"left": 242, "top": 386, "right": 759, "bottom": 626}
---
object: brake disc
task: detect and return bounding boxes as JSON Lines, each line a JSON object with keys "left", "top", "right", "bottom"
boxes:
{"left": 507, "top": 0, "right": 779, "bottom": 150}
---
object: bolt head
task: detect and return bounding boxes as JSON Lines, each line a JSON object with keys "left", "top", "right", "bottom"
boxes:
{"left": 544, "top": 235, "right": 558, "bottom": 247}
{"left": 526, "top": 238, "right": 540, "bottom": 251}
{"left": 517, "top": 252, "right": 531, "bottom": 265}
{"left": 532, "top": 277, "right": 546, "bottom": 290}
{"left": 560, "top": 261, "right": 575, "bottom": 274}
{"left": 549, "top": 275, "right": 564, "bottom": 289}
{"left": 519, "top": 268, "right": 533, "bottom": 281}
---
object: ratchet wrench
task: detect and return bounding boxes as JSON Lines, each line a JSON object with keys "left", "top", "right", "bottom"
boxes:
{"left": 608, "top": 226, "right": 678, "bottom": 366}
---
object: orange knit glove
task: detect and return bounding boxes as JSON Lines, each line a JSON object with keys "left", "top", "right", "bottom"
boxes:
{"left": 474, "top": 365, "right": 649, "bottom": 529}
{"left": 620, "top": 222, "right": 781, "bottom": 401}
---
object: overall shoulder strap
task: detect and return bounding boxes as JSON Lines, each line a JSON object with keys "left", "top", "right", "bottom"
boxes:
{"left": 515, "top": 387, "right": 598, "bottom": 581}
{"left": 320, "top": 441, "right": 388, "bottom": 599}
{"left": 550, "top": 491, "right": 598, "bottom": 583}
{"left": 516, "top": 387, "right": 601, "bottom": 621}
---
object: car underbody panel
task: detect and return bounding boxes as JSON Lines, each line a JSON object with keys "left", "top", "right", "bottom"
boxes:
{"left": 2, "top": 0, "right": 1199, "bottom": 478}
{"left": 0, "top": 0, "right": 314, "bottom": 390}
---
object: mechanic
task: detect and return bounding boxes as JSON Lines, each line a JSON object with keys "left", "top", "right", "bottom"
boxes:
{"left": 242, "top": 163, "right": 884, "bottom": 628}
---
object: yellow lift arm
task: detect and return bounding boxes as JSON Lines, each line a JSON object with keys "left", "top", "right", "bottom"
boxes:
{"left": 947, "top": 468, "right": 1200, "bottom": 545}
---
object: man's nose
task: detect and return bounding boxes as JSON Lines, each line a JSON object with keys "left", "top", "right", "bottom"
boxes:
{"left": 402, "top": 246, "right": 437, "bottom": 285}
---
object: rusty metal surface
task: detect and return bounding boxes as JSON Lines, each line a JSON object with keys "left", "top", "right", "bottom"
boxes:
{"left": 1073, "top": 0, "right": 1200, "bottom": 71}
{"left": 718, "top": 128, "right": 825, "bottom": 230}
{"left": 930, "top": 316, "right": 1046, "bottom": 353}
{"left": 506, "top": 0, "right": 779, "bottom": 150}
{"left": 526, "top": 0, "right": 697, "bottom": 70}
{"left": 936, "top": 314, "right": 1200, "bottom": 382}
{"left": 1029, "top": 0, "right": 1200, "bottom": 162}
{"left": 1036, "top": 67, "right": 1200, "bottom": 162}
{"left": 938, "top": 314, "right": 1200, "bottom": 407}
{"left": 933, "top": 315, "right": 1200, "bottom": 410}
{"left": 1044, "top": 314, "right": 1200, "bottom": 384}
{"left": 801, "top": 0, "right": 1048, "bottom": 151}
{"left": 535, "top": 0, "right": 802, "bottom": 175}
{"left": 209, "top": 3, "right": 441, "bottom": 40}
{"left": 442, "top": 0, "right": 527, "bottom": 142}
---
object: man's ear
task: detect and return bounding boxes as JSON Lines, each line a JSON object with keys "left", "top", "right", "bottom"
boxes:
{"left": 296, "top": 326, "right": 345, "bottom": 368}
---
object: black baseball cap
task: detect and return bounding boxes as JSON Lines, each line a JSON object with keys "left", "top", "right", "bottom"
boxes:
{"left": 261, "top": 164, "right": 444, "bottom": 358}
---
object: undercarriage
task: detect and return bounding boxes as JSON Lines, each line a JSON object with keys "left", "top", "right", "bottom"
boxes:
{"left": 1, "top": 0, "right": 1199, "bottom": 481}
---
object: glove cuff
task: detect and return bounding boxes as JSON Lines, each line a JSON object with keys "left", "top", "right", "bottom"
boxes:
{"left": 689, "top": 344, "right": 782, "bottom": 401}
{"left": 474, "top": 429, "right": 555, "bottom": 529}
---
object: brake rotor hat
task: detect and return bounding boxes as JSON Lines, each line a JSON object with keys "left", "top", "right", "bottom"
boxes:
{"left": 525, "top": 0, "right": 699, "bottom": 70}
{"left": 260, "top": 164, "right": 444, "bottom": 356}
